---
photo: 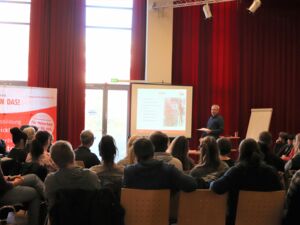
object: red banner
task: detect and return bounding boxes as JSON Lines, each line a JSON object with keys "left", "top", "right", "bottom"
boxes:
{"left": 0, "top": 86, "right": 57, "bottom": 150}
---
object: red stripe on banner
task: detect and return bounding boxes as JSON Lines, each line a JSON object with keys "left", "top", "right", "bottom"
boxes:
{"left": 0, "top": 106, "right": 57, "bottom": 150}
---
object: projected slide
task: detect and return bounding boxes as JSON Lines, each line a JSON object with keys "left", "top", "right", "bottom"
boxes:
{"left": 131, "top": 84, "right": 193, "bottom": 137}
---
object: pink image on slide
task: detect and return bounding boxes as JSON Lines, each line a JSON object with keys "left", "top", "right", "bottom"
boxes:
{"left": 164, "top": 98, "right": 185, "bottom": 127}
{"left": 29, "top": 113, "right": 54, "bottom": 133}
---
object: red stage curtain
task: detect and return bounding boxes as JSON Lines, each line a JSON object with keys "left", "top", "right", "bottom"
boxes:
{"left": 238, "top": 1, "right": 300, "bottom": 138}
{"left": 130, "top": 0, "right": 147, "bottom": 80}
{"left": 172, "top": 6, "right": 203, "bottom": 148}
{"left": 173, "top": 0, "right": 300, "bottom": 148}
{"left": 173, "top": 2, "right": 239, "bottom": 147}
{"left": 28, "top": 0, "right": 86, "bottom": 148}
{"left": 211, "top": 2, "right": 240, "bottom": 138}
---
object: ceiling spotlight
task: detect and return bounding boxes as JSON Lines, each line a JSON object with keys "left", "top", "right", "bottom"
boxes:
{"left": 203, "top": 4, "right": 212, "bottom": 19}
{"left": 248, "top": 0, "right": 262, "bottom": 13}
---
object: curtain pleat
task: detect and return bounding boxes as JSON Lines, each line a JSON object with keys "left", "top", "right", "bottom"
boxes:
{"left": 130, "top": 0, "right": 147, "bottom": 80}
{"left": 28, "top": 0, "right": 86, "bottom": 148}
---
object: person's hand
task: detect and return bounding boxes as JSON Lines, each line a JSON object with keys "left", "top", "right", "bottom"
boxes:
{"left": 7, "top": 175, "right": 22, "bottom": 181}
{"left": 11, "top": 176, "right": 24, "bottom": 186}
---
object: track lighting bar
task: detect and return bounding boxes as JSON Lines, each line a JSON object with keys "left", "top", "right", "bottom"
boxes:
{"left": 152, "top": 0, "right": 237, "bottom": 10}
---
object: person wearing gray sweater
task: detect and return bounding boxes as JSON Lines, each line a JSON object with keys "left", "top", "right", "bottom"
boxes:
{"left": 45, "top": 141, "right": 100, "bottom": 209}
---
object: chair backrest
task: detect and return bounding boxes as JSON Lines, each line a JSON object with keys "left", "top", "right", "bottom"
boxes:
{"left": 50, "top": 188, "right": 124, "bottom": 225}
{"left": 235, "top": 190, "right": 285, "bottom": 225}
{"left": 177, "top": 190, "right": 227, "bottom": 225}
{"left": 121, "top": 188, "right": 170, "bottom": 225}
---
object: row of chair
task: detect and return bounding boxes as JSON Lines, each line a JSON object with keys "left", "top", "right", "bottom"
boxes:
{"left": 121, "top": 189, "right": 285, "bottom": 225}
{"left": 0, "top": 189, "right": 285, "bottom": 225}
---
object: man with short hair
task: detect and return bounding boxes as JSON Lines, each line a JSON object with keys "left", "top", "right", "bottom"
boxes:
{"left": 123, "top": 138, "right": 196, "bottom": 191}
{"left": 199, "top": 104, "right": 224, "bottom": 139}
{"left": 149, "top": 131, "right": 183, "bottom": 170}
{"left": 273, "top": 132, "right": 288, "bottom": 155}
{"left": 258, "top": 131, "right": 284, "bottom": 172}
{"left": 75, "top": 130, "right": 100, "bottom": 168}
{"left": 45, "top": 140, "right": 100, "bottom": 209}
{"left": 278, "top": 134, "right": 295, "bottom": 159}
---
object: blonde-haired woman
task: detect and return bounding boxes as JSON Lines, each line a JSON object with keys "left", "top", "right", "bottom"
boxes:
{"left": 23, "top": 126, "right": 36, "bottom": 153}
{"left": 117, "top": 135, "right": 140, "bottom": 167}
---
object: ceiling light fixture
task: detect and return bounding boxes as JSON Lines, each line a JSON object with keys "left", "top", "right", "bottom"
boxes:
{"left": 248, "top": 0, "right": 262, "bottom": 13}
{"left": 203, "top": 4, "right": 212, "bottom": 19}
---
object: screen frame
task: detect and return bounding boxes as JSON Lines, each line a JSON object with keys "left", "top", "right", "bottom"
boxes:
{"left": 130, "top": 83, "right": 193, "bottom": 138}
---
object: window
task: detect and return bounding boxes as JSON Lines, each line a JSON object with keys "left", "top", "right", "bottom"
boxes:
{"left": 85, "top": 0, "right": 133, "bottom": 161}
{"left": 86, "top": 0, "right": 132, "bottom": 84}
{"left": 0, "top": 1, "right": 133, "bottom": 161}
{"left": 0, "top": 0, "right": 30, "bottom": 82}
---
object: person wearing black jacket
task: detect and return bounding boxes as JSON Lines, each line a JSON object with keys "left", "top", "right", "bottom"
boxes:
{"left": 8, "top": 127, "right": 28, "bottom": 163}
{"left": 75, "top": 130, "right": 100, "bottom": 168}
{"left": 123, "top": 138, "right": 196, "bottom": 191}
{"left": 258, "top": 131, "right": 285, "bottom": 172}
{"left": 210, "top": 138, "right": 282, "bottom": 225}
{"left": 199, "top": 105, "right": 224, "bottom": 139}
{"left": 273, "top": 132, "right": 288, "bottom": 155}
{"left": 123, "top": 138, "right": 197, "bottom": 223}
{"left": 277, "top": 134, "right": 295, "bottom": 158}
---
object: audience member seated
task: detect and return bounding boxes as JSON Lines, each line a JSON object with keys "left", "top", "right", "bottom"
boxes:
{"left": 45, "top": 140, "right": 100, "bottom": 209}
{"left": 21, "top": 139, "right": 49, "bottom": 181}
{"left": 278, "top": 134, "right": 295, "bottom": 159}
{"left": 217, "top": 137, "right": 235, "bottom": 167}
{"left": 26, "top": 131, "right": 57, "bottom": 172}
{"left": 8, "top": 127, "right": 28, "bottom": 164}
{"left": 282, "top": 169, "right": 300, "bottom": 225}
{"left": 124, "top": 138, "right": 197, "bottom": 223}
{"left": 167, "top": 136, "right": 195, "bottom": 172}
{"left": 23, "top": 126, "right": 36, "bottom": 154}
{"left": 75, "top": 130, "right": 100, "bottom": 168}
{"left": 285, "top": 133, "right": 300, "bottom": 171}
{"left": 210, "top": 138, "right": 282, "bottom": 225}
{"left": 150, "top": 131, "right": 183, "bottom": 170}
{"left": 0, "top": 167, "right": 45, "bottom": 225}
{"left": 274, "top": 132, "right": 288, "bottom": 155}
{"left": 258, "top": 131, "right": 284, "bottom": 172}
{"left": 90, "top": 135, "right": 124, "bottom": 197}
{"left": 0, "top": 139, "right": 7, "bottom": 157}
{"left": 49, "top": 188, "right": 124, "bottom": 225}
{"left": 190, "top": 136, "right": 228, "bottom": 188}
{"left": 117, "top": 135, "right": 140, "bottom": 167}
{"left": 20, "top": 125, "right": 38, "bottom": 133}
{"left": 123, "top": 137, "right": 196, "bottom": 191}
